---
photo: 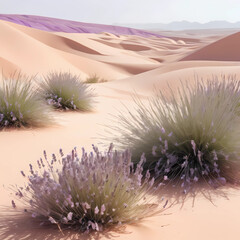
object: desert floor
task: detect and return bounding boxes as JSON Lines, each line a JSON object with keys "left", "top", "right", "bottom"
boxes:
{"left": 0, "top": 20, "right": 240, "bottom": 240}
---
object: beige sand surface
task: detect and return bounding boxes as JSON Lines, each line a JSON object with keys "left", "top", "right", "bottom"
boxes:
{"left": 0, "top": 20, "right": 240, "bottom": 240}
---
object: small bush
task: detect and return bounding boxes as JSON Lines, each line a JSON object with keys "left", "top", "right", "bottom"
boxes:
{"left": 85, "top": 74, "right": 108, "bottom": 84}
{"left": 109, "top": 77, "right": 240, "bottom": 192}
{"left": 0, "top": 77, "right": 51, "bottom": 129}
{"left": 12, "top": 144, "right": 160, "bottom": 233}
{"left": 40, "top": 72, "right": 93, "bottom": 111}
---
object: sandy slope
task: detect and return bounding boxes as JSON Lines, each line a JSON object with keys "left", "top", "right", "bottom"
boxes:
{"left": 0, "top": 19, "right": 240, "bottom": 240}
{"left": 181, "top": 32, "right": 240, "bottom": 61}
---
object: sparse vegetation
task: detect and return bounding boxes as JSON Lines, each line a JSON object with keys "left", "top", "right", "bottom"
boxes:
{"left": 11, "top": 144, "right": 161, "bottom": 232}
{"left": 40, "top": 72, "right": 94, "bottom": 111}
{"left": 109, "top": 76, "right": 240, "bottom": 192}
{"left": 0, "top": 76, "right": 51, "bottom": 129}
{"left": 85, "top": 74, "right": 108, "bottom": 84}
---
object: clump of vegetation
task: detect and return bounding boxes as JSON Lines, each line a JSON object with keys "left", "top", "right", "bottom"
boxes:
{"left": 12, "top": 144, "right": 161, "bottom": 233}
{"left": 0, "top": 76, "right": 51, "bottom": 129}
{"left": 85, "top": 74, "right": 108, "bottom": 84}
{"left": 110, "top": 77, "right": 240, "bottom": 192}
{"left": 40, "top": 72, "right": 93, "bottom": 111}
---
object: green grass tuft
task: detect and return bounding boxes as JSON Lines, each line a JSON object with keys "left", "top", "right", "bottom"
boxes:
{"left": 109, "top": 76, "right": 240, "bottom": 191}
{"left": 40, "top": 72, "right": 94, "bottom": 111}
{"left": 0, "top": 76, "right": 51, "bottom": 129}
{"left": 85, "top": 74, "right": 108, "bottom": 84}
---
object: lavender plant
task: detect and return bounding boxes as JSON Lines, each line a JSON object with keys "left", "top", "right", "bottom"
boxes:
{"left": 12, "top": 144, "right": 161, "bottom": 233}
{"left": 110, "top": 77, "right": 240, "bottom": 192}
{"left": 40, "top": 72, "right": 93, "bottom": 111}
{"left": 0, "top": 77, "right": 51, "bottom": 129}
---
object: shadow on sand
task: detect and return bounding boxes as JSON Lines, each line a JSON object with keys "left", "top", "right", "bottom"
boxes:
{"left": 0, "top": 210, "right": 131, "bottom": 240}
{"left": 156, "top": 182, "right": 240, "bottom": 208}
{"left": 0, "top": 183, "right": 239, "bottom": 240}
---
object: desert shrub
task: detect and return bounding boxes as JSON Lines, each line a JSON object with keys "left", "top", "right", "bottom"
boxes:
{"left": 0, "top": 77, "right": 51, "bottom": 129}
{"left": 40, "top": 72, "right": 93, "bottom": 111}
{"left": 109, "top": 77, "right": 240, "bottom": 192}
{"left": 12, "top": 144, "right": 160, "bottom": 233}
{"left": 85, "top": 74, "right": 108, "bottom": 84}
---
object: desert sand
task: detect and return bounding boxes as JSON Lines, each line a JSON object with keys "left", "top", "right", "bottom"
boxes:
{"left": 0, "top": 16, "right": 240, "bottom": 240}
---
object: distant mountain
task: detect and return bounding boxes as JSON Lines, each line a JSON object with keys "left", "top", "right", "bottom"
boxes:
{"left": 117, "top": 21, "right": 240, "bottom": 31}
{"left": 0, "top": 14, "right": 162, "bottom": 38}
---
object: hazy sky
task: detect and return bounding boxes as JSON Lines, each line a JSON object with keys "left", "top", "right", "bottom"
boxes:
{"left": 0, "top": 0, "right": 239, "bottom": 24}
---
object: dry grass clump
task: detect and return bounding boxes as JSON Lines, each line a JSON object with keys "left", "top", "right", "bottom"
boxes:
{"left": 11, "top": 144, "right": 160, "bottom": 233}
{"left": 110, "top": 77, "right": 240, "bottom": 192}
{"left": 0, "top": 77, "right": 51, "bottom": 129}
{"left": 85, "top": 74, "right": 108, "bottom": 84}
{"left": 40, "top": 72, "right": 93, "bottom": 111}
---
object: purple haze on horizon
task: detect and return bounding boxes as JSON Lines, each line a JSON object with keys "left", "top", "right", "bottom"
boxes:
{"left": 0, "top": 14, "right": 162, "bottom": 38}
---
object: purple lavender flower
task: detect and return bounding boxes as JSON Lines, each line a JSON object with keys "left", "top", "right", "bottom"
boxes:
{"left": 39, "top": 72, "right": 94, "bottom": 111}
{"left": 109, "top": 76, "right": 240, "bottom": 192}
{"left": 0, "top": 76, "right": 52, "bottom": 129}
{"left": 10, "top": 144, "right": 161, "bottom": 232}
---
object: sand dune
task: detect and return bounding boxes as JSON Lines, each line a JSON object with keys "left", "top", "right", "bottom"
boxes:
{"left": 0, "top": 19, "right": 202, "bottom": 79}
{"left": 181, "top": 32, "right": 240, "bottom": 61}
{"left": 0, "top": 16, "right": 240, "bottom": 240}
{"left": 0, "top": 20, "right": 168, "bottom": 79}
